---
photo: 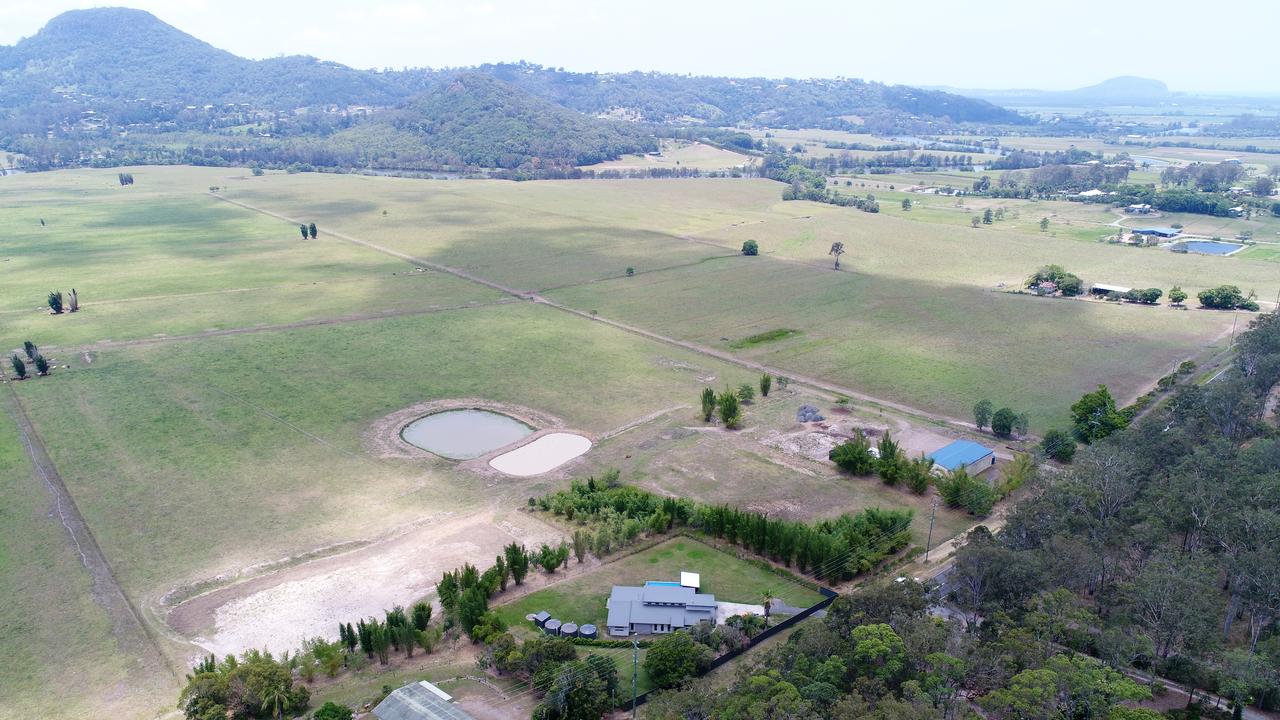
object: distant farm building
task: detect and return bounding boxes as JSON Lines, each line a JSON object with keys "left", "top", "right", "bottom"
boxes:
{"left": 607, "top": 581, "right": 717, "bottom": 636}
{"left": 1125, "top": 203, "right": 1153, "bottom": 214}
{"left": 928, "top": 440, "right": 995, "bottom": 475}
{"left": 373, "top": 681, "right": 475, "bottom": 720}
{"left": 1090, "top": 283, "right": 1132, "bottom": 297}
{"left": 1228, "top": 206, "right": 1246, "bottom": 217}
{"left": 1132, "top": 227, "right": 1180, "bottom": 239}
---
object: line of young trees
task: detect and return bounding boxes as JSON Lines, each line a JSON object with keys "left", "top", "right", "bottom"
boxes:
{"left": 538, "top": 474, "right": 913, "bottom": 583}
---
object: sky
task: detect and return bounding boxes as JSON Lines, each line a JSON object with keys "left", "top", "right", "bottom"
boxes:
{"left": 1, "top": 0, "right": 1277, "bottom": 93}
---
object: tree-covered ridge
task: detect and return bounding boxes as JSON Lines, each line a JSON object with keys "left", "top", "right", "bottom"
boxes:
{"left": 473, "top": 61, "right": 1027, "bottom": 130}
{"left": 363, "top": 73, "right": 658, "bottom": 168}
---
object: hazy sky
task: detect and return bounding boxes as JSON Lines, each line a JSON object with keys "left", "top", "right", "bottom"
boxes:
{"left": 2, "top": 0, "right": 1277, "bottom": 93}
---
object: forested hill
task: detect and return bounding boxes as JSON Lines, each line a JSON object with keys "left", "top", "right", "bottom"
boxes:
{"left": 0, "top": 7, "right": 398, "bottom": 108}
{"left": 335, "top": 74, "right": 657, "bottom": 169}
{"left": 465, "top": 62, "right": 1027, "bottom": 129}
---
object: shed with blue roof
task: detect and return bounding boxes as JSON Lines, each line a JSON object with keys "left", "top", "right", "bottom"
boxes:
{"left": 928, "top": 440, "right": 995, "bottom": 475}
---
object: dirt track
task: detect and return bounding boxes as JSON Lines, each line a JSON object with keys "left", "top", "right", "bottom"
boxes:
{"left": 166, "top": 510, "right": 566, "bottom": 657}
{"left": 4, "top": 387, "right": 177, "bottom": 683}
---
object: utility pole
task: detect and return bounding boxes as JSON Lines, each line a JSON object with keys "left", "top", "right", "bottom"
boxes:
{"left": 924, "top": 498, "right": 938, "bottom": 563}
{"left": 1230, "top": 311, "right": 1239, "bottom": 347}
{"left": 632, "top": 638, "right": 640, "bottom": 719}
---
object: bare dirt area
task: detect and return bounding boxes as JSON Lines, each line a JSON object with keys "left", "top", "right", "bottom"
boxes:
{"left": 166, "top": 510, "right": 566, "bottom": 658}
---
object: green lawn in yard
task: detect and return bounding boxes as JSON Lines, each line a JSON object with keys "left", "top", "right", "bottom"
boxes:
{"left": 493, "top": 536, "right": 824, "bottom": 632}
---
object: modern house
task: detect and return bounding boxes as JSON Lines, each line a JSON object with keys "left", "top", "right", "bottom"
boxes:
{"left": 928, "top": 440, "right": 996, "bottom": 475}
{"left": 1132, "top": 227, "right": 1180, "bottom": 239}
{"left": 1125, "top": 203, "right": 1153, "bottom": 214}
{"left": 606, "top": 582, "right": 717, "bottom": 637}
{"left": 373, "top": 681, "right": 476, "bottom": 720}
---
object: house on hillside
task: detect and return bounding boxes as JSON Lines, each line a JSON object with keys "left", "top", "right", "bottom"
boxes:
{"left": 373, "top": 681, "right": 475, "bottom": 720}
{"left": 1228, "top": 206, "right": 1246, "bottom": 217}
{"left": 928, "top": 440, "right": 995, "bottom": 475}
{"left": 1125, "top": 203, "right": 1153, "bottom": 214}
{"left": 607, "top": 581, "right": 717, "bottom": 637}
{"left": 1132, "top": 227, "right": 1180, "bottom": 239}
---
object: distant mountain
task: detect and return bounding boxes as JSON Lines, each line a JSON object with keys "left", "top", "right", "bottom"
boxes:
{"left": 938, "top": 76, "right": 1173, "bottom": 107}
{"left": 0, "top": 8, "right": 1026, "bottom": 172}
{"left": 0, "top": 7, "right": 399, "bottom": 108}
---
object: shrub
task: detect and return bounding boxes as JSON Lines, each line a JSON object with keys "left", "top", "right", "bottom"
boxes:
{"left": 700, "top": 387, "right": 717, "bottom": 422}
{"left": 644, "top": 632, "right": 712, "bottom": 689}
{"left": 830, "top": 432, "right": 877, "bottom": 475}
{"left": 937, "top": 468, "right": 996, "bottom": 516}
{"left": 904, "top": 454, "right": 933, "bottom": 494}
{"left": 1198, "top": 285, "right": 1256, "bottom": 310}
{"left": 717, "top": 390, "right": 741, "bottom": 428}
{"left": 314, "top": 702, "right": 354, "bottom": 720}
{"left": 990, "top": 407, "right": 1017, "bottom": 438}
{"left": 1169, "top": 285, "right": 1188, "bottom": 305}
{"left": 741, "top": 239, "right": 759, "bottom": 256}
{"left": 759, "top": 374, "right": 772, "bottom": 397}
{"left": 47, "top": 291, "right": 63, "bottom": 314}
{"left": 1040, "top": 429, "right": 1076, "bottom": 463}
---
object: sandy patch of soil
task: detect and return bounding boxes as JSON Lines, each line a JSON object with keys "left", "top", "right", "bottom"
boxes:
{"left": 489, "top": 432, "right": 592, "bottom": 476}
{"left": 364, "top": 398, "right": 565, "bottom": 460}
{"left": 166, "top": 511, "right": 565, "bottom": 657}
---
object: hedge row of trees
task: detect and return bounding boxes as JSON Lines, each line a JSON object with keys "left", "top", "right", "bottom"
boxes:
{"left": 538, "top": 475, "right": 913, "bottom": 582}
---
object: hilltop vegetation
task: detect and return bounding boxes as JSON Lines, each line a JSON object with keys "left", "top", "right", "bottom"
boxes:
{"left": 0, "top": 8, "right": 1023, "bottom": 173}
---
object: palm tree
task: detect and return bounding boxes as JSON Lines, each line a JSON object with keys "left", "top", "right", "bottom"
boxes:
{"left": 828, "top": 242, "right": 845, "bottom": 269}
{"left": 761, "top": 588, "right": 774, "bottom": 628}
{"left": 261, "top": 682, "right": 288, "bottom": 719}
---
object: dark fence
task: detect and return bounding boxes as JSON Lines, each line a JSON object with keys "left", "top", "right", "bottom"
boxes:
{"left": 622, "top": 585, "right": 839, "bottom": 709}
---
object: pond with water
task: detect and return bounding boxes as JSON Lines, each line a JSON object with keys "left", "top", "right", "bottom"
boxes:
{"left": 1174, "top": 241, "right": 1244, "bottom": 256}
{"left": 400, "top": 409, "right": 534, "bottom": 460}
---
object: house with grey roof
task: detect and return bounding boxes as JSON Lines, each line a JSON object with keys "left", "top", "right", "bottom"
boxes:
{"left": 606, "top": 582, "right": 717, "bottom": 637}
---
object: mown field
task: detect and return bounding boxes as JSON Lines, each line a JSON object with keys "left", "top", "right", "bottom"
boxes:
{"left": 3, "top": 167, "right": 994, "bottom": 718}
{"left": 580, "top": 139, "right": 751, "bottom": 171}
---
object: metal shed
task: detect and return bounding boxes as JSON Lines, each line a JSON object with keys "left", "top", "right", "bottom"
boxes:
{"left": 532, "top": 611, "right": 551, "bottom": 627}
{"left": 373, "top": 681, "right": 476, "bottom": 720}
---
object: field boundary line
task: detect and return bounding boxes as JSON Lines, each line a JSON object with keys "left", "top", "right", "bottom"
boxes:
{"left": 57, "top": 299, "right": 514, "bottom": 353}
{"left": 210, "top": 193, "right": 982, "bottom": 434}
{"left": 3, "top": 386, "right": 179, "bottom": 682}
{"left": 597, "top": 404, "right": 689, "bottom": 441}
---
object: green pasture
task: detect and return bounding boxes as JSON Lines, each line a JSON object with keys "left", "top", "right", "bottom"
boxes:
{"left": 0, "top": 398, "right": 176, "bottom": 720}
{"left": 580, "top": 139, "right": 751, "bottom": 171}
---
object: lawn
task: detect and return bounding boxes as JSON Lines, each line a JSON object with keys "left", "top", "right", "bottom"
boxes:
{"left": 493, "top": 536, "right": 825, "bottom": 632}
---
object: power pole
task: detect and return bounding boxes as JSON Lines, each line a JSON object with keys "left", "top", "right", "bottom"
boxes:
{"left": 632, "top": 638, "right": 640, "bottom": 719}
{"left": 1230, "top": 311, "right": 1239, "bottom": 347}
{"left": 924, "top": 498, "right": 938, "bottom": 563}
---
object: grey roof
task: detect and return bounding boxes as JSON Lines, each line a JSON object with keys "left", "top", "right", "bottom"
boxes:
{"left": 373, "top": 682, "right": 476, "bottom": 720}
{"left": 607, "top": 583, "right": 717, "bottom": 630}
